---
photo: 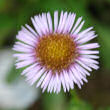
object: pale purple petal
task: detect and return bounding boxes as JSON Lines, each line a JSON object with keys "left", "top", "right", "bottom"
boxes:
{"left": 71, "top": 17, "right": 82, "bottom": 34}
{"left": 21, "top": 63, "right": 38, "bottom": 75}
{"left": 54, "top": 11, "right": 58, "bottom": 32}
{"left": 78, "top": 43, "right": 99, "bottom": 49}
{"left": 30, "top": 67, "right": 45, "bottom": 85}
{"left": 73, "top": 21, "right": 85, "bottom": 34}
{"left": 47, "top": 12, "right": 53, "bottom": 33}
{"left": 42, "top": 13, "right": 49, "bottom": 33}
{"left": 15, "top": 58, "right": 36, "bottom": 69}
{"left": 31, "top": 17, "right": 42, "bottom": 36}
{"left": 25, "top": 24, "right": 38, "bottom": 37}
{"left": 77, "top": 34, "right": 97, "bottom": 44}
{"left": 60, "top": 73, "right": 66, "bottom": 92}
{"left": 41, "top": 71, "right": 51, "bottom": 91}
{"left": 47, "top": 75, "right": 54, "bottom": 92}
{"left": 79, "top": 50, "right": 99, "bottom": 55}
{"left": 75, "top": 59, "right": 92, "bottom": 71}
{"left": 57, "top": 11, "right": 63, "bottom": 33}
{"left": 36, "top": 72, "right": 47, "bottom": 88}
{"left": 59, "top": 12, "right": 68, "bottom": 33}
{"left": 80, "top": 55, "right": 99, "bottom": 59}
{"left": 68, "top": 13, "right": 76, "bottom": 33}
{"left": 75, "top": 27, "right": 93, "bottom": 41}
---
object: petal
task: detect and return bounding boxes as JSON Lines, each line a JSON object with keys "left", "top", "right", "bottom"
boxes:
{"left": 54, "top": 11, "right": 58, "bottom": 32}
{"left": 57, "top": 11, "right": 64, "bottom": 33}
{"left": 31, "top": 17, "right": 42, "bottom": 36}
{"left": 73, "top": 21, "right": 85, "bottom": 34}
{"left": 42, "top": 71, "right": 52, "bottom": 93}
{"left": 47, "top": 12, "right": 53, "bottom": 33}
{"left": 30, "top": 67, "right": 45, "bottom": 85}
{"left": 79, "top": 50, "right": 99, "bottom": 55}
{"left": 71, "top": 17, "right": 82, "bottom": 34}
{"left": 75, "top": 27, "right": 93, "bottom": 41}
{"left": 75, "top": 59, "right": 92, "bottom": 71}
{"left": 78, "top": 43, "right": 100, "bottom": 49}
{"left": 15, "top": 59, "right": 36, "bottom": 69}
{"left": 59, "top": 12, "right": 68, "bottom": 33}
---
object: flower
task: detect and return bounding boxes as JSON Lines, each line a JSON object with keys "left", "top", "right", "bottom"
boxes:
{"left": 13, "top": 11, "right": 99, "bottom": 94}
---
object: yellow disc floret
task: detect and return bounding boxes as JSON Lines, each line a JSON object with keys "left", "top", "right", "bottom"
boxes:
{"left": 36, "top": 33, "right": 77, "bottom": 74}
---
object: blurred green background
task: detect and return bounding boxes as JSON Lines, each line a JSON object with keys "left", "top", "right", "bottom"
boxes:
{"left": 0, "top": 0, "right": 110, "bottom": 110}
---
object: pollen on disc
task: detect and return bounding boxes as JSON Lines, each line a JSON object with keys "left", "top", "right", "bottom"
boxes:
{"left": 35, "top": 33, "right": 77, "bottom": 73}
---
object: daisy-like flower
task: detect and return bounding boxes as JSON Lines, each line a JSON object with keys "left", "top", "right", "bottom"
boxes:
{"left": 13, "top": 11, "right": 99, "bottom": 94}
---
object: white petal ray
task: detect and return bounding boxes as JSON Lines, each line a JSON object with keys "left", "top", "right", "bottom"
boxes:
{"left": 42, "top": 71, "right": 52, "bottom": 93}
{"left": 78, "top": 43, "right": 99, "bottom": 49}
{"left": 56, "top": 74, "right": 61, "bottom": 93}
{"left": 42, "top": 13, "right": 49, "bottom": 33}
{"left": 64, "top": 71, "right": 74, "bottom": 89}
{"left": 80, "top": 55, "right": 99, "bottom": 59}
{"left": 54, "top": 11, "right": 58, "bottom": 32}
{"left": 15, "top": 59, "right": 36, "bottom": 69}
{"left": 21, "top": 63, "right": 38, "bottom": 75}
{"left": 47, "top": 12, "right": 53, "bottom": 33}
{"left": 74, "top": 64, "right": 88, "bottom": 83}
{"left": 87, "top": 63, "right": 99, "bottom": 70}
{"left": 79, "top": 50, "right": 99, "bottom": 55}
{"left": 22, "top": 26, "right": 37, "bottom": 40}
{"left": 25, "top": 65, "right": 41, "bottom": 80}
{"left": 80, "top": 57, "right": 99, "bottom": 64}
{"left": 13, "top": 53, "right": 35, "bottom": 57}
{"left": 73, "top": 21, "right": 85, "bottom": 34}
{"left": 57, "top": 11, "right": 64, "bottom": 33}
{"left": 16, "top": 56, "right": 35, "bottom": 62}
{"left": 15, "top": 42, "right": 34, "bottom": 49}
{"left": 68, "top": 13, "right": 76, "bottom": 33}
{"left": 75, "top": 63, "right": 90, "bottom": 76}
{"left": 71, "top": 66, "right": 83, "bottom": 85}
{"left": 59, "top": 12, "right": 68, "bottom": 33}
{"left": 14, "top": 53, "right": 36, "bottom": 62}
{"left": 21, "top": 27, "right": 37, "bottom": 41}
{"left": 75, "top": 27, "right": 93, "bottom": 41}
{"left": 16, "top": 32, "right": 36, "bottom": 47}
{"left": 39, "top": 15, "right": 48, "bottom": 35}
{"left": 25, "top": 24, "right": 38, "bottom": 37}
{"left": 71, "top": 17, "right": 82, "bottom": 34}
{"left": 47, "top": 75, "right": 54, "bottom": 92}
{"left": 36, "top": 72, "right": 47, "bottom": 88}
{"left": 34, "top": 15, "right": 46, "bottom": 35}
{"left": 50, "top": 76, "right": 56, "bottom": 93}
{"left": 60, "top": 73, "right": 66, "bottom": 92}
{"left": 62, "top": 72, "right": 70, "bottom": 91}
{"left": 53, "top": 75, "right": 57, "bottom": 93}
{"left": 30, "top": 67, "right": 45, "bottom": 85}
{"left": 41, "top": 71, "right": 50, "bottom": 88}
{"left": 69, "top": 69, "right": 81, "bottom": 88}
{"left": 31, "top": 17, "right": 42, "bottom": 36}
{"left": 62, "top": 12, "right": 71, "bottom": 33}
{"left": 76, "top": 59, "right": 92, "bottom": 71}
{"left": 77, "top": 35, "right": 97, "bottom": 44}
{"left": 35, "top": 15, "right": 46, "bottom": 35}
{"left": 13, "top": 45, "right": 33, "bottom": 53}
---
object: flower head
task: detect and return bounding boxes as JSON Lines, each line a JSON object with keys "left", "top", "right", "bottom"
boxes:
{"left": 13, "top": 11, "right": 99, "bottom": 93}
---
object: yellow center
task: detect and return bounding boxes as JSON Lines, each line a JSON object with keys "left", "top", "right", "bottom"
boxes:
{"left": 36, "top": 33, "right": 77, "bottom": 74}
